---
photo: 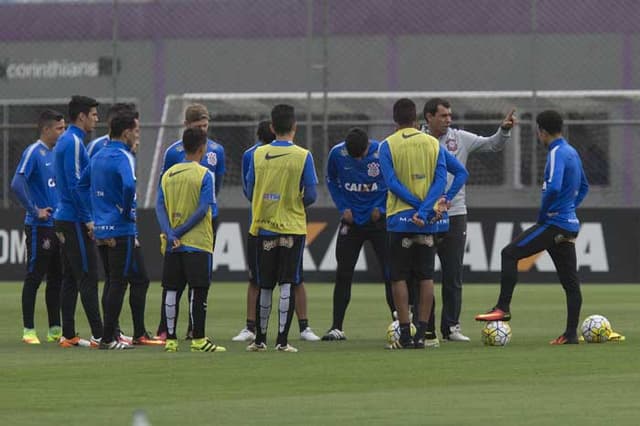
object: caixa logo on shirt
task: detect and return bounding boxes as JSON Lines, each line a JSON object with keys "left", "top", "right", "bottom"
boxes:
{"left": 344, "top": 182, "right": 379, "bottom": 192}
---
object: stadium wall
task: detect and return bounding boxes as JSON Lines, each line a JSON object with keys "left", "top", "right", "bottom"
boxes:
{"left": 0, "top": 208, "right": 637, "bottom": 283}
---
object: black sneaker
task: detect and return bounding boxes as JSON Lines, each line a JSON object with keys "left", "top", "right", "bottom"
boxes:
{"left": 321, "top": 329, "right": 347, "bottom": 341}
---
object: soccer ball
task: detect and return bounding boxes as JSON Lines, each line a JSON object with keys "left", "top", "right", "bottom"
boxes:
{"left": 481, "top": 321, "right": 512, "bottom": 346}
{"left": 386, "top": 320, "right": 417, "bottom": 344}
{"left": 581, "top": 314, "right": 612, "bottom": 343}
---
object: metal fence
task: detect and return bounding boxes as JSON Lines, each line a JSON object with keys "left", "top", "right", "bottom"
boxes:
{"left": 1, "top": 0, "right": 639, "bottom": 209}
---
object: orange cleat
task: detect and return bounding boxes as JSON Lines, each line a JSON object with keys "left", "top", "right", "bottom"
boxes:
{"left": 133, "top": 332, "right": 165, "bottom": 346}
{"left": 475, "top": 308, "right": 511, "bottom": 322}
{"left": 549, "top": 334, "right": 579, "bottom": 345}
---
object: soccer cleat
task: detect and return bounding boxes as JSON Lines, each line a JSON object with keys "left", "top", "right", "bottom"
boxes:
{"left": 154, "top": 331, "right": 168, "bottom": 341}
{"left": 444, "top": 324, "right": 471, "bottom": 342}
{"left": 164, "top": 339, "right": 179, "bottom": 352}
{"left": 385, "top": 339, "right": 413, "bottom": 350}
{"left": 275, "top": 343, "right": 298, "bottom": 353}
{"left": 231, "top": 327, "right": 256, "bottom": 342}
{"left": 321, "top": 329, "right": 347, "bottom": 341}
{"left": 425, "top": 337, "right": 440, "bottom": 348}
{"left": 116, "top": 332, "right": 133, "bottom": 345}
{"left": 300, "top": 327, "right": 321, "bottom": 341}
{"left": 608, "top": 331, "right": 626, "bottom": 342}
{"left": 246, "top": 342, "right": 267, "bottom": 352}
{"left": 190, "top": 337, "right": 226, "bottom": 353}
{"left": 90, "top": 336, "right": 102, "bottom": 348}
{"left": 59, "top": 336, "right": 92, "bottom": 348}
{"left": 133, "top": 332, "right": 165, "bottom": 346}
{"left": 549, "top": 334, "right": 579, "bottom": 345}
{"left": 47, "top": 326, "right": 62, "bottom": 343}
{"left": 475, "top": 307, "right": 511, "bottom": 322}
{"left": 99, "top": 340, "right": 134, "bottom": 350}
{"left": 414, "top": 338, "right": 425, "bottom": 349}
{"left": 22, "top": 329, "right": 41, "bottom": 345}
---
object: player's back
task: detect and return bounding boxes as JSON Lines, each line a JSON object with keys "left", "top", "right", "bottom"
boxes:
{"left": 53, "top": 125, "right": 90, "bottom": 222}
{"left": 543, "top": 139, "right": 585, "bottom": 215}
{"left": 87, "top": 135, "right": 109, "bottom": 158}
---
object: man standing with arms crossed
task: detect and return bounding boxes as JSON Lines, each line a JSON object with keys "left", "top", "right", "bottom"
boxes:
{"left": 422, "top": 98, "right": 516, "bottom": 343}
{"left": 12, "top": 110, "right": 65, "bottom": 344}
{"left": 245, "top": 104, "right": 318, "bottom": 353}
{"left": 476, "top": 110, "right": 589, "bottom": 345}
{"left": 379, "top": 98, "right": 450, "bottom": 349}
{"left": 54, "top": 95, "right": 103, "bottom": 347}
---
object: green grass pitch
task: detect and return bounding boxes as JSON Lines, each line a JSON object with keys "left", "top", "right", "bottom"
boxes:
{"left": 0, "top": 282, "right": 638, "bottom": 426}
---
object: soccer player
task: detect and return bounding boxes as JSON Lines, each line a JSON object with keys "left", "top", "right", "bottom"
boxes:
{"left": 321, "top": 127, "right": 393, "bottom": 341}
{"left": 11, "top": 110, "right": 65, "bottom": 344}
{"left": 156, "top": 127, "right": 226, "bottom": 353}
{"left": 475, "top": 110, "right": 589, "bottom": 345}
{"left": 155, "top": 103, "right": 225, "bottom": 340}
{"left": 53, "top": 95, "right": 103, "bottom": 347}
{"left": 87, "top": 102, "right": 152, "bottom": 345}
{"left": 378, "top": 98, "right": 449, "bottom": 349}
{"left": 245, "top": 104, "right": 318, "bottom": 353}
{"left": 232, "top": 120, "right": 321, "bottom": 343}
{"left": 421, "top": 98, "right": 516, "bottom": 343}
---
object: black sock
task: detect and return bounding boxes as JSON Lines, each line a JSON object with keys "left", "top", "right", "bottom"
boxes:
{"left": 191, "top": 287, "right": 209, "bottom": 340}
{"left": 45, "top": 279, "right": 61, "bottom": 328}
{"left": 298, "top": 319, "right": 308, "bottom": 333}
{"left": 399, "top": 323, "right": 412, "bottom": 343}
{"left": 246, "top": 319, "right": 256, "bottom": 333}
{"left": 416, "top": 321, "right": 429, "bottom": 341}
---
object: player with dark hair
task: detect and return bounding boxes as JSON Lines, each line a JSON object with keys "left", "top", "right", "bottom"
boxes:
{"left": 421, "top": 97, "right": 515, "bottom": 343}
{"left": 232, "top": 120, "right": 321, "bottom": 343}
{"left": 245, "top": 104, "right": 318, "bottom": 352}
{"left": 476, "top": 110, "right": 589, "bottom": 345}
{"left": 11, "top": 109, "right": 65, "bottom": 344}
{"left": 321, "top": 127, "right": 393, "bottom": 341}
{"left": 156, "top": 103, "right": 225, "bottom": 340}
{"left": 378, "top": 98, "right": 450, "bottom": 349}
{"left": 86, "top": 102, "right": 137, "bottom": 157}
{"left": 156, "top": 127, "right": 226, "bottom": 353}
{"left": 53, "top": 95, "right": 104, "bottom": 347}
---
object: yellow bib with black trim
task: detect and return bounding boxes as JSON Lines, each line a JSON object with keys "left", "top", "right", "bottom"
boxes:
{"left": 250, "top": 144, "right": 308, "bottom": 236}
{"left": 160, "top": 161, "right": 213, "bottom": 253}
{"left": 385, "top": 129, "right": 441, "bottom": 217}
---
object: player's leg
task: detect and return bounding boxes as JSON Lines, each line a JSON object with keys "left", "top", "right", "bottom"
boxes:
{"left": 275, "top": 235, "right": 303, "bottom": 351}
{"left": 73, "top": 223, "right": 103, "bottom": 340}
{"left": 249, "top": 236, "right": 278, "bottom": 351}
{"left": 476, "top": 224, "right": 557, "bottom": 321}
{"left": 387, "top": 232, "right": 414, "bottom": 348}
{"left": 161, "top": 252, "right": 186, "bottom": 352}
{"left": 127, "top": 242, "right": 162, "bottom": 344}
{"left": 547, "top": 230, "right": 581, "bottom": 344}
{"left": 323, "top": 222, "right": 365, "bottom": 340}
{"left": 100, "top": 237, "right": 135, "bottom": 349}
{"left": 412, "top": 234, "right": 437, "bottom": 348}
{"left": 439, "top": 215, "right": 469, "bottom": 341}
{"left": 233, "top": 234, "right": 258, "bottom": 342}
{"left": 369, "top": 220, "right": 395, "bottom": 317}
{"left": 44, "top": 229, "right": 63, "bottom": 342}
{"left": 21, "top": 226, "right": 46, "bottom": 343}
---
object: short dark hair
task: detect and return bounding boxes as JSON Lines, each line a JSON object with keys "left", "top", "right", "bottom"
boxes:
{"left": 271, "top": 104, "right": 295, "bottom": 135}
{"left": 182, "top": 127, "right": 207, "bottom": 154}
{"left": 107, "top": 103, "right": 138, "bottom": 123}
{"left": 344, "top": 127, "right": 369, "bottom": 158}
{"left": 38, "top": 109, "right": 64, "bottom": 132}
{"left": 68, "top": 95, "right": 99, "bottom": 121}
{"left": 109, "top": 110, "right": 138, "bottom": 139}
{"left": 536, "top": 110, "right": 563, "bottom": 135}
{"left": 257, "top": 120, "right": 275, "bottom": 144}
{"left": 393, "top": 98, "right": 416, "bottom": 126}
{"left": 423, "top": 97, "right": 451, "bottom": 118}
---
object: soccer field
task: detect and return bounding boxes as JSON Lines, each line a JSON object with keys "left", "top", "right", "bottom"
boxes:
{"left": 0, "top": 282, "right": 638, "bottom": 426}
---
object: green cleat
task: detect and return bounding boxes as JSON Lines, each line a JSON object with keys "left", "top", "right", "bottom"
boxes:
{"left": 22, "top": 328, "right": 41, "bottom": 345}
{"left": 190, "top": 337, "right": 226, "bottom": 352}
{"left": 164, "top": 339, "right": 179, "bottom": 352}
{"left": 47, "top": 326, "right": 62, "bottom": 342}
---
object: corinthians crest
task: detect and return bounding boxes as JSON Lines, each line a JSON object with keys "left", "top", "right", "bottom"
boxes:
{"left": 367, "top": 162, "right": 380, "bottom": 177}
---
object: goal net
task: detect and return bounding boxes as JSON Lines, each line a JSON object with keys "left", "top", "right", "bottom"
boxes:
{"left": 143, "top": 91, "right": 640, "bottom": 209}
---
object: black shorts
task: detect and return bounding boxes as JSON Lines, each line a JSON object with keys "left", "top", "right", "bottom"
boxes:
{"left": 25, "top": 225, "right": 61, "bottom": 275}
{"left": 161, "top": 251, "right": 212, "bottom": 291}
{"left": 256, "top": 234, "right": 305, "bottom": 289}
{"left": 246, "top": 234, "right": 258, "bottom": 285}
{"left": 388, "top": 232, "right": 437, "bottom": 282}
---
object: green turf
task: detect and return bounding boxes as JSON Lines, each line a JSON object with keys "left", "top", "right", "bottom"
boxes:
{"left": 0, "top": 282, "right": 638, "bottom": 426}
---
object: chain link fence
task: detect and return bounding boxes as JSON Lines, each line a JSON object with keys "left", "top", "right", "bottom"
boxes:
{"left": 1, "top": 0, "right": 639, "bottom": 209}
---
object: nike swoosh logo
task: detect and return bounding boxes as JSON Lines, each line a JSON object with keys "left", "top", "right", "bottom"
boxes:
{"left": 402, "top": 132, "right": 421, "bottom": 139}
{"left": 265, "top": 152, "right": 290, "bottom": 160}
{"left": 169, "top": 169, "right": 188, "bottom": 177}
{"left": 45, "top": 162, "right": 52, "bottom": 166}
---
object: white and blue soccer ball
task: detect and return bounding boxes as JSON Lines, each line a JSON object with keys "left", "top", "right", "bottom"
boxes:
{"left": 581, "top": 314, "right": 612, "bottom": 343}
{"left": 481, "top": 321, "right": 512, "bottom": 346}
{"left": 386, "top": 320, "right": 416, "bottom": 344}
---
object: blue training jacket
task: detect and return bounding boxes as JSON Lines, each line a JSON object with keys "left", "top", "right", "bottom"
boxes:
{"left": 538, "top": 137, "right": 589, "bottom": 232}
{"left": 79, "top": 140, "right": 137, "bottom": 239}
{"left": 11, "top": 140, "right": 58, "bottom": 227}
{"left": 87, "top": 134, "right": 109, "bottom": 158}
{"left": 53, "top": 125, "right": 92, "bottom": 223}
{"left": 326, "top": 140, "right": 387, "bottom": 226}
